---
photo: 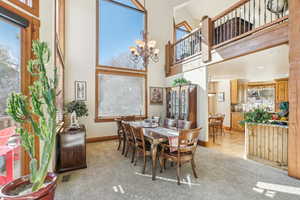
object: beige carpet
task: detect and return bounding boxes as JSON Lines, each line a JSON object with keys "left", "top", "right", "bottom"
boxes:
{"left": 55, "top": 140, "right": 300, "bottom": 200}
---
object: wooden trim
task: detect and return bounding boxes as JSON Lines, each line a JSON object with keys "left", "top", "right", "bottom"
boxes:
{"left": 212, "top": 0, "right": 249, "bottom": 22}
{"left": 131, "top": 0, "right": 146, "bottom": 12}
{"left": 86, "top": 135, "right": 118, "bottom": 143}
{"left": 97, "top": 65, "right": 147, "bottom": 73}
{"left": 175, "top": 21, "right": 192, "bottom": 32}
{"left": 95, "top": 69, "right": 148, "bottom": 123}
{"left": 197, "top": 140, "right": 210, "bottom": 147}
{"left": 8, "top": 0, "right": 39, "bottom": 17}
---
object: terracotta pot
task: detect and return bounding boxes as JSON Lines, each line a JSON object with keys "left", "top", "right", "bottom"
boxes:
{"left": 0, "top": 173, "right": 57, "bottom": 200}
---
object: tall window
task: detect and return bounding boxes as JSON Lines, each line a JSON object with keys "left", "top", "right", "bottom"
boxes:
{"left": 96, "top": 0, "right": 147, "bottom": 122}
{"left": 175, "top": 21, "right": 192, "bottom": 41}
{"left": 0, "top": 16, "right": 21, "bottom": 185}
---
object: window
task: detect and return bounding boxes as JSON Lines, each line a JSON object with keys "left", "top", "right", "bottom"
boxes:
{"left": 0, "top": 16, "right": 22, "bottom": 185}
{"left": 96, "top": 70, "right": 146, "bottom": 121}
{"left": 98, "top": 0, "right": 145, "bottom": 70}
{"left": 175, "top": 21, "right": 192, "bottom": 41}
{"left": 8, "top": 0, "right": 39, "bottom": 16}
{"left": 96, "top": 0, "right": 147, "bottom": 122}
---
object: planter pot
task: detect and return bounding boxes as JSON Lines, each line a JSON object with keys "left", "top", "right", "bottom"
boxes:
{"left": 0, "top": 173, "right": 57, "bottom": 200}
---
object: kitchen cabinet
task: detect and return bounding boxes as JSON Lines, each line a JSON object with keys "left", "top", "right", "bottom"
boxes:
{"left": 166, "top": 84, "right": 197, "bottom": 128}
{"left": 275, "top": 78, "right": 288, "bottom": 103}
{"left": 231, "top": 80, "right": 239, "bottom": 104}
{"left": 231, "top": 112, "right": 245, "bottom": 132}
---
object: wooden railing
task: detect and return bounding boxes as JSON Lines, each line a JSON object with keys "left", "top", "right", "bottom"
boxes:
{"left": 212, "top": 0, "right": 288, "bottom": 48}
{"left": 165, "top": 28, "right": 202, "bottom": 71}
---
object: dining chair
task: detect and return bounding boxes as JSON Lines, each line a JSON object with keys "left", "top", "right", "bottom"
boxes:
{"left": 116, "top": 119, "right": 124, "bottom": 152}
{"left": 131, "top": 126, "right": 151, "bottom": 174}
{"left": 159, "top": 127, "right": 202, "bottom": 185}
{"left": 177, "top": 120, "right": 192, "bottom": 130}
{"left": 123, "top": 123, "right": 136, "bottom": 163}
{"left": 163, "top": 118, "right": 177, "bottom": 129}
{"left": 208, "top": 115, "right": 225, "bottom": 143}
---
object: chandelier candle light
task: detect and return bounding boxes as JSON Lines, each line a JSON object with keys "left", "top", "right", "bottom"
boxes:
{"left": 129, "top": 32, "right": 160, "bottom": 66}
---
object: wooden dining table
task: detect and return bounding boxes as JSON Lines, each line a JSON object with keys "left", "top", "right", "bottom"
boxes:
{"left": 129, "top": 121, "right": 179, "bottom": 180}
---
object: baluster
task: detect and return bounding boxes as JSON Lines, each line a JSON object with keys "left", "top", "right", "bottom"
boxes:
{"left": 264, "top": 0, "right": 267, "bottom": 24}
{"left": 259, "top": 0, "right": 261, "bottom": 26}
{"left": 235, "top": 9, "right": 237, "bottom": 38}
{"left": 217, "top": 20, "right": 220, "bottom": 44}
{"left": 253, "top": 0, "right": 256, "bottom": 28}
{"left": 248, "top": 0, "right": 251, "bottom": 32}
{"left": 227, "top": 14, "right": 229, "bottom": 41}
{"left": 243, "top": 3, "right": 246, "bottom": 34}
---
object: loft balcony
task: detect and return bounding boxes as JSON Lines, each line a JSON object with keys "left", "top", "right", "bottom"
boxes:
{"left": 165, "top": 0, "right": 289, "bottom": 77}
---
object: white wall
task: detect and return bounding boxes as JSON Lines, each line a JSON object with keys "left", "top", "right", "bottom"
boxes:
{"left": 65, "top": 0, "right": 173, "bottom": 138}
{"left": 215, "top": 80, "right": 231, "bottom": 127}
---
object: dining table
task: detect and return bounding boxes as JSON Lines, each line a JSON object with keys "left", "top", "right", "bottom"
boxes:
{"left": 129, "top": 121, "right": 179, "bottom": 180}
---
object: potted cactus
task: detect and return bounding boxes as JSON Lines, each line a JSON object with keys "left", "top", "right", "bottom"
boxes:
{"left": 0, "top": 41, "right": 58, "bottom": 199}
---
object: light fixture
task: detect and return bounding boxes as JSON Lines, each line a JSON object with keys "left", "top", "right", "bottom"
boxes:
{"left": 267, "top": 0, "right": 288, "bottom": 14}
{"left": 129, "top": 32, "right": 160, "bottom": 66}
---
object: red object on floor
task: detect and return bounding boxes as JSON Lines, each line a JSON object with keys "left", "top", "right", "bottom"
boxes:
{"left": 0, "top": 127, "right": 19, "bottom": 185}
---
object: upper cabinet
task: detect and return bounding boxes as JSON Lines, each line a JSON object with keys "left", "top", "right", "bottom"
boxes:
{"left": 275, "top": 78, "right": 289, "bottom": 103}
{"left": 230, "top": 80, "right": 239, "bottom": 104}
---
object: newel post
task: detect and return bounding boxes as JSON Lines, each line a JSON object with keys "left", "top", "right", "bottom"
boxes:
{"left": 288, "top": 0, "right": 300, "bottom": 179}
{"left": 201, "top": 16, "right": 212, "bottom": 63}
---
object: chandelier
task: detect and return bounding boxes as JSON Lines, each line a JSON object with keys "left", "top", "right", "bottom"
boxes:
{"left": 129, "top": 32, "right": 160, "bottom": 65}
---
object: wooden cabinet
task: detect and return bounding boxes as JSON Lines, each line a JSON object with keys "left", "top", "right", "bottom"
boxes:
{"left": 231, "top": 112, "right": 245, "bottom": 132}
{"left": 230, "top": 80, "right": 239, "bottom": 104}
{"left": 275, "top": 78, "right": 288, "bottom": 111}
{"left": 56, "top": 125, "right": 87, "bottom": 173}
{"left": 166, "top": 84, "right": 197, "bottom": 128}
{"left": 275, "top": 78, "right": 288, "bottom": 103}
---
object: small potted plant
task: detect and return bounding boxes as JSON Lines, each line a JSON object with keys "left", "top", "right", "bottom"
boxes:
{"left": 65, "top": 100, "right": 88, "bottom": 129}
{"left": 0, "top": 41, "right": 58, "bottom": 199}
{"left": 172, "top": 77, "right": 191, "bottom": 86}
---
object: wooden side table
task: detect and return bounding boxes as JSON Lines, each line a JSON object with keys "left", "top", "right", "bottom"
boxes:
{"left": 56, "top": 125, "right": 87, "bottom": 173}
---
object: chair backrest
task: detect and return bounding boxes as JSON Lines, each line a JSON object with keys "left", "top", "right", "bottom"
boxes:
{"left": 177, "top": 120, "right": 192, "bottom": 130}
{"left": 122, "top": 122, "right": 135, "bottom": 141}
{"left": 122, "top": 116, "right": 136, "bottom": 122}
{"left": 163, "top": 118, "right": 177, "bottom": 129}
{"left": 131, "top": 126, "right": 146, "bottom": 150}
{"left": 178, "top": 128, "right": 202, "bottom": 154}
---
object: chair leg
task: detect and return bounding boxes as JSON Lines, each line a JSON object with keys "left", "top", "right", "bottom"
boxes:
{"left": 131, "top": 145, "right": 136, "bottom": 163}
{"left": 125, "top": 142, "right": 130, "bottom": 157}
{"left": 122, "top": 137, "right": 126, "bottom": 155}
{"left": 117, "top": 135, "right": 121, "bottom": 151}
{"left": 163, "top": 159, "right": 166, "bottom": 170}
{"left": 142, "top": 154, "right": 147, "bottom": 174}
{"left": 159, "top": 157, "right": 164, "bottom": 173}
{"left": 134, "top": 150, "right": 138, "bottom": 166}
{"left": 177, "top": 161, "right": 181, "bottom": 185}
{"left": 191, "top": 158, "right": 198, "bottom": 178}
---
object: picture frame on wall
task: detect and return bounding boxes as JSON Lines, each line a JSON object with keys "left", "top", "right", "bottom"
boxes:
{"left": 75, "top": 81, "right": 87, "bottom": 101}
{"left": 150, "top": 87, "right": 164, "bottom": 105}
{"left": 217, "top": 92, "right": 225, "bottom": 102}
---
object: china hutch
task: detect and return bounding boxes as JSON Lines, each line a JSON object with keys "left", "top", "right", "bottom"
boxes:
{"left": 166, "top": 84, "right": 197, "bottom": 128}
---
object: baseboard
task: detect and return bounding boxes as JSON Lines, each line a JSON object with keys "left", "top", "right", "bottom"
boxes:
{"left": 86, "top": 135, "right": 118, "bottom": 143}
{"left": 197, "top": 140, "right": 210, "bottom": 147}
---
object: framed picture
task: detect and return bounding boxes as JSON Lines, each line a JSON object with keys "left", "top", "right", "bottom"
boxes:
{"left": 150, "top": 87, "right": 163, "bottom": 104}
{"left": 217, "top": 92, "right": 225, "bottom": 102}
{"left": 75, "top": 81, "right": 87, "bottom": 101}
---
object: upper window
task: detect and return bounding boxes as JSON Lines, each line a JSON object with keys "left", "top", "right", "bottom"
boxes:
{"left": 98, "top": 0, "right": 145, "bottom": 70}
{"left": 175, "top": 21, "right": 192, "bottom": 41}
{"left": 8, "top": 0, "right": 39, "bottom": 16}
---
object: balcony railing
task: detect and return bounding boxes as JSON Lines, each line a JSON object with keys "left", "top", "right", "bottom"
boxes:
{"left": 212, "top": 0, "right": 288, "bottom": 48}
{"left": 165, "top": 28, "right": 202, "bottom": 69}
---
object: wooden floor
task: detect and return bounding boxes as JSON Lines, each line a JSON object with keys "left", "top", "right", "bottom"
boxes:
{"left": 207, "top": 129, "right": 245, "bottom": 158}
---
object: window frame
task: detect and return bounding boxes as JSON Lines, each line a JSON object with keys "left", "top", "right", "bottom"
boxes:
{"left": 8, "top": 0, "right": 39, "bottom": 17}
{"left": 0, "top": 1, "right": 40, "bottom": 176}
{"left": 174, "top": 20, "right": 192, "bottom": 42}
{"left": 95, "top": 69, "right": 148, "bottom": 122}
{"left": 96, "top": 0, "right": 147, "bottom": 73}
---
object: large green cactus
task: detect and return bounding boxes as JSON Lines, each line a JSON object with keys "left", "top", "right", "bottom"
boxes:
{"left": 6, "top": 41, "right": 58, "bottom": 192}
